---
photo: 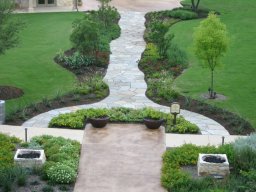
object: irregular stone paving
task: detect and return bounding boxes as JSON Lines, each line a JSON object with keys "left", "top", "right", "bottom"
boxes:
{"left": 74, "top": 124, "right": 166, "bottom": 192}
{"left": 22, "top": 11, "right": 229, "bottom": 136}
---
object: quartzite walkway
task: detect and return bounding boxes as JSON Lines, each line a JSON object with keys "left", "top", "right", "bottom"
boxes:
{"left": 22, "top": 10, "right": 229, "bottom": 136}
{"left": 74, "top": 124, "right": 166, "bottom": 192}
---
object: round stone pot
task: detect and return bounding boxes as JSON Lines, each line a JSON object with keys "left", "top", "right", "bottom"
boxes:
{"left": 89, "top": 116, "right": 109, "bottom": 128}
{"left": 143, "top": 118, "right": 164, "bottom": 129}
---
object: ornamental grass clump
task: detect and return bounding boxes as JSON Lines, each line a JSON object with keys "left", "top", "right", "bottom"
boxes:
{"left": 233, "top": 134, "right": 256, "bottom": 172}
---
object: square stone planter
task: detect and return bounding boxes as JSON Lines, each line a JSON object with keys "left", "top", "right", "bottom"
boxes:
{"left": 197, "top": 153, "right": 230, "bottom": 178}
{"left": 14, "top": 149, "right": 46, "bottom": 167}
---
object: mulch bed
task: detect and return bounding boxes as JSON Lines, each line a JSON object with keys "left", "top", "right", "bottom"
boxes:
{"left": 0, "top": 86, "right": 24, "bottom": 100}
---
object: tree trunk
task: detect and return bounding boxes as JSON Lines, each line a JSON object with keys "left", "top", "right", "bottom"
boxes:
{"left": 210, "top": 69, "right": 214, "bottom": 98}
{"left": 191, "top": 0, "right": 200, "bottom": 12}
{"left": 195, "top": 0, "right": 200, "bottom": 10}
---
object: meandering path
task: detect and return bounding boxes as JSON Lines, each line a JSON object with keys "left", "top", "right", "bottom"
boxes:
{"left": 22, "top": 10, "right": 229, "bottom": 136}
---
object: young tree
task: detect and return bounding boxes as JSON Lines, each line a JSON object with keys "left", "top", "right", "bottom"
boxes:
{"left": 193, "top": 12, "right": 229, "bottom": 99}
{"left": 0, "top": 0, "right": 24, "bottom": 55}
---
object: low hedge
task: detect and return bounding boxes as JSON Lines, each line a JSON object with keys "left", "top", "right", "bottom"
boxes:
{"left": 161, "top": 144, "right": 234, "bottom": 191}
{"left": 30, "top": 135, "right": 81, "bottom": 184}
{"left": 49, "top": 107, "right": 199, "bottom": 134}
{"left": 0, "top": 133, "right": 21, "bottom": 169}
{"left": 162, "top": 135, "right": 256, "bottom": 191}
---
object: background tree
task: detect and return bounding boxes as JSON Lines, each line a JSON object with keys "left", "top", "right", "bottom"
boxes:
{"left": 193, "top": 12, "right": 229, "bottom": 99}
{"left": 0, "top": 0, "right": 24, "bottom": 55}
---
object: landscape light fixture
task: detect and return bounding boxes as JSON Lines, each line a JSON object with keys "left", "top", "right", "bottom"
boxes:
{"left": 170, "top": 102, "right": 180, "bottom": 125}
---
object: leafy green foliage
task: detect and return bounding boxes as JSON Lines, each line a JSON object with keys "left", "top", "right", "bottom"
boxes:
{"left": 140, "top": 9, "right": 190, "bottom": 103}
{"left": 49, "top": 107, "right": 199, "bottom": 133}
{"left": 168, "top": 9, "right": 198, "bottom": 20}
{"left": 166, "top": 116, "right": 199, "bottom": 133}
{"left": 148, "top": 21, "right": 169, "bottom": 57}
{"left": 143, "top": 107, "right": 165, "bottom": 120}
{"left": 147, "top": 72, "right": 179, "bottom": 101}
{"left": 161, "top": 144, "right": 235, "bottom": 191}
{"left": 70, "top": 4, "right": 120, "bottom": 57}
{"left": 0, "top": 0, "right": 24, "bottom": 54}
{"left": 0, "top": 134, "right": 21, "bottom": 169}
{"left": 140, "top": 43, "right": 160, "bottom": 64}
{"left": 56, "top": 50, "right": 96, "bottom": 69}
{"left": 74, "top": 75, "right": 108, "bottom": 97}
{"left": 70, "top": 18, "right": 101, "bottom": 56}
{"left": 29, "top": 135, "right": 80, "bottom": 184}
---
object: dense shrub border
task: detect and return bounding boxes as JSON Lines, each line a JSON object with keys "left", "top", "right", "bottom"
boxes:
{"left": 139, "top": 8, "right": 254, "bottom": 135}
{"left": 0, "top": 134, "right": 80, "bottom": 191}
{"left": 49, "top": 107, "right": 199, "bottom": 134}
{"left": 162, "top": 134, "right": 256, "bottom": 191}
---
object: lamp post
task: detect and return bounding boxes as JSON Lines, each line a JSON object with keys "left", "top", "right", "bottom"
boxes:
{"left": 170, "top": 102, "right": 180, "bottom": 126}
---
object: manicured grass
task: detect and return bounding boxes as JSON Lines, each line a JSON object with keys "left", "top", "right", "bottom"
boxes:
{"left": 171, "top": 0, "right": 256, "bottom": 127}
{"left": 0, "top": 12, "right": 83, "bottom": 115}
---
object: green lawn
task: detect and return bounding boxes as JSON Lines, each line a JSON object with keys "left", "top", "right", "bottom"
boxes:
{"left": 0, "top": 12, "right": 83, "bottom": 115}
{"left": 171, "top": 0, "right": 256, "bottom": 127}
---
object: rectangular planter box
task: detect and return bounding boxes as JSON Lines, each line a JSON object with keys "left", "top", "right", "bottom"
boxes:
{"left": 197, "top": 153, "right": 230, "bottom": 178}
{"left": 14, "top": 149, "right": 46, "bottom": 167}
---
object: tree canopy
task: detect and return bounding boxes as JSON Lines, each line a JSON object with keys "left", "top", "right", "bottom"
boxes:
{"left": 0, "top": 0, "right": 24, "bottom": 55}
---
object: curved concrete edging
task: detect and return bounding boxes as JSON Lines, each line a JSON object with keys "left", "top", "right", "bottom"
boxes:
{"left": 22, "top": 11, "right": 229, "bottom": 136}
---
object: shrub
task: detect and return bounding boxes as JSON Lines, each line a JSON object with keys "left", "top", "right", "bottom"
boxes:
{"left": 143, "top": 107, "right": 165, "bottom": 120}
{"left": 148, "top": 21, "right": 169, "bottom": 56}
{"left": 233, "top": 134, "right": 256, "bottom": 171}
{"left": 147, "top": 73, "right": 179, "bottom": 101}
{"left": 0, "top": 134, "right": 21, "bottom": 169}
{"left": 56, "top": 51, "right": 96, "bottom": 69}
{"left": 49, "top": 112, "right": 85, "bottom": 129}
{"left": 140, "top": 43, "right": 160, "bottom": 64}
{"left": 70, "top": 18, "right": 101, "bottom": 56}
{"left": 74, "top": 75, "right": 108, "bottom": 96}
{"left": 166, "top": 117, "right": 199, "bottom": 133}
{"left": 47, "top": 163, "right": 76, "bottom": 184}
{"left": 168, "top": 9, "right": 198, "bottom": 20}
{"left": 161, "top": 144, "right": 235, "bottom": 191}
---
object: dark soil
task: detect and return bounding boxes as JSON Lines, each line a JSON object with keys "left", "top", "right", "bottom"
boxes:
{"left": 0, "top": 86, "right": 24, "bottom": 100}
{"left": 17, "top": 151, "right": 40, "bottom": 158}
{"left": 6, "top": 88, "right": 109, "bottom": 126}
{"left": 203, "top": 155, "right": 226, "bottom": 163}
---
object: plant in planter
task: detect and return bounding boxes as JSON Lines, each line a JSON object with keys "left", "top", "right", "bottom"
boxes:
{"left": 143, "top": 107, "right": 164, "bottom": 129}
{"left": 86, "top": 108, "right": 109, "bottom": 128}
